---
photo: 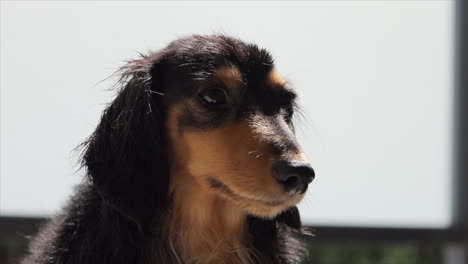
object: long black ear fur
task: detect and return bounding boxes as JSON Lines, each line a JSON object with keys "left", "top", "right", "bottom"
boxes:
{"left": 248, "top": 206, "right": 308, "bottom": 263}
{"left": 22, "top": 53, "right": 172, "bottom": 264}
{"left": 82, "top": 53, "right": 169, "bottom": 228}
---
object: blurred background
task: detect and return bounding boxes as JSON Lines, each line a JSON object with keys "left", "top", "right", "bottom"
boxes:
{"left": 1, "top": 0, "right": 466, "bottom": 263}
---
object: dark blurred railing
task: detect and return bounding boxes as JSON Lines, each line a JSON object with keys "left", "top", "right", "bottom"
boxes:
{"left": 0, "top": 216, "right": 463, "bottom": 242}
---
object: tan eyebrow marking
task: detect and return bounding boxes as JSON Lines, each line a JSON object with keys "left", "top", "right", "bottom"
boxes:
{"left": 267, "top": 68, "right": 287, "bottom": 88}
{"left": 214, "top": 66, "right": 243, "bottom": 88}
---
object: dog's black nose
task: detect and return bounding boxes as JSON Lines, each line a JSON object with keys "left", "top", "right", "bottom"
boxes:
{"left": 272, "top": 160, "right": 315, "bottom": 195}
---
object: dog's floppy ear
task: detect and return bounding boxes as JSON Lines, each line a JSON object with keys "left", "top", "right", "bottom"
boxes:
{"left": 82, "top": 52, "right": 169, "bottom": 226}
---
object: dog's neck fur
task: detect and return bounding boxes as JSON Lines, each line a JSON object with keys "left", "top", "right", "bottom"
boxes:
{"left": 168, "top": 173, "right": 254, "bottom": 264}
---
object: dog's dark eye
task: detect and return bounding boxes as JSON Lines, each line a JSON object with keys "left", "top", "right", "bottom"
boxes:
{"left": 199, "top": 89, "right": 227, "bottom": 105}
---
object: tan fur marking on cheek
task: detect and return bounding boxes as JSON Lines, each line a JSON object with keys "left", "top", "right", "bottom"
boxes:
{"left": 167, "top": 108, "right": 254, "bottom": 263}
{"left": 166, "top": 105, "right": 201, "bottom": 194}
{"left": 169, "top": 109, "right": 302, "bottom": 221}
{"left": 181, "top": 120, "right": 283, "bottom": 199}
{"left": 214, "top": 66, "right": 242, "bottom": 88}
{"left": 166, "top": 106, "right": 180, "bottom": 138}
{"left": 166, "top": 105, "right": 187, "bottom": 164}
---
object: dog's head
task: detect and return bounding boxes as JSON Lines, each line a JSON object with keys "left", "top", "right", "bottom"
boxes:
{"left": 83, "top": 35, "right": 314, "bottom": 221}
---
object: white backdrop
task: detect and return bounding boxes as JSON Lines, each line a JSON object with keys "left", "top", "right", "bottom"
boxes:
{"left": 1, "top": 1, "right": 454, "bottom": 228}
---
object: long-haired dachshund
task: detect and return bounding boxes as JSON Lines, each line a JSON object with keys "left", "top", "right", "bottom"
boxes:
{"left": 22, "top": 35, "right": 315, "bottom": 264}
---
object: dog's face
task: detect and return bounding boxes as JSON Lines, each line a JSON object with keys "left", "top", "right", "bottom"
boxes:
{"left": 157, "top": 36, "right": 314, "bottom": 218}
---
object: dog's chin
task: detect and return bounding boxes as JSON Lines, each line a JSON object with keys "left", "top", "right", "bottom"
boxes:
{"left": 206, "top": 177, "right": 304, "bottom": 218}
{"left": 243, "top": 203, "right": 291, "bottom": 219}
{"left": 241, "top": 194, "right": 304, "bottom": 219}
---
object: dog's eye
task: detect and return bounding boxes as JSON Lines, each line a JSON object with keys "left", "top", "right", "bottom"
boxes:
{"left": 199, "top": 89, "right": 227, "bottom": 105}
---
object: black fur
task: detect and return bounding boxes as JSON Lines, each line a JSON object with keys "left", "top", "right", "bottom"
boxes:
{"left": 22, "top": 35, "right": 310, "bottom": 264}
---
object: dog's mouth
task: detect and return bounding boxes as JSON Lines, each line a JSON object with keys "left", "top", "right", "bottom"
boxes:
{"left": 207, "top": 178, "right": 284, "bottom": 207}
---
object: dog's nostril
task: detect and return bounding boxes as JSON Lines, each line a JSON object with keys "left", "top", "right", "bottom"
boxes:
{"left": 282, "top": 175, "right": 299, "bottom": 187}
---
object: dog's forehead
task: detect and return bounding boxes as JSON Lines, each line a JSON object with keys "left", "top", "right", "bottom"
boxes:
{"left": 167, "top": 35, "right": 286, "bottom": 88}
{"left": 212, "top": 65, "right": 287, "bottom": 92}
{"left": 161, "top": 35, "right": 296, "bottom": 116}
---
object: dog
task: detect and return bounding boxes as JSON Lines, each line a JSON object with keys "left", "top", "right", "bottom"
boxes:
{"left": 22, "top": 34, "right": 315, "bottom": 264}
